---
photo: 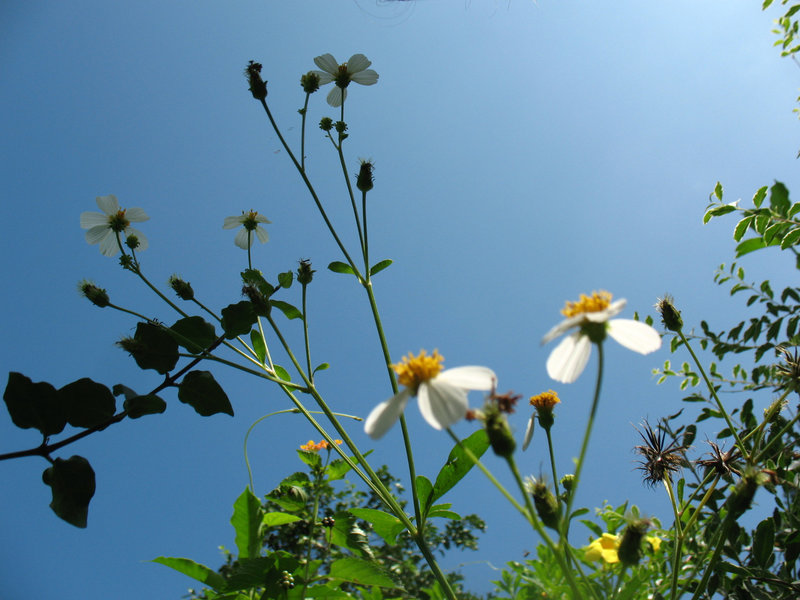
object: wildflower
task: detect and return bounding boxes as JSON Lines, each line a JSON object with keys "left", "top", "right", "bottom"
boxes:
{"left": 364, "top": 350, "right": 496, "bottom": 439}
{"left": 223, "top": 210, "right": 271, "bottom": 249}
{"left": 524, "top": 390, "right": 560, "bottom": 451}
{"left": 634, "top": 420, "right": 686, "bottom": 487}
{"left": 245, "top": 60, "right": 267, "bottom": 100}
{"left": 297, "top": 259, "right": 315, "bottom": 285}
{"left": 542, "top": 291, "right": 661, "bottom": 383}
{"left": 300, "top": 71, "right": 320, "bottom": 94}
{"left": 696, "top": 440, "right": 741, "bottom": 478}
{"left": 300, "top": 439, "right": 342, "bottom": 452}
{"left": 80, "top": 195, "right": 149, "bottom": 257}
{"left": 646, "top": 535, "right": 662, "bottom": 552}
{"left": 584, "top": 533, "right": 620, "bottom": 564}
{"left": 313, "top": 53, "right": 378, "bottom": 107}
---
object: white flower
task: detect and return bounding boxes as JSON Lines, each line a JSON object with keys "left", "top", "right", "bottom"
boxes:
{"left": 80, "top": 195, "right": 149, "bottom": 257}
{"left": 223, "top": 210, "right": 271, "bottom": 249}
{"left": 313, "top": 53, "right": 379, "bottom": 107}
{"left": 542, "top": 291, "right": 661, "bottom": 384}
{"left": 365, "top": 350, "right": 496, "bottom": 439}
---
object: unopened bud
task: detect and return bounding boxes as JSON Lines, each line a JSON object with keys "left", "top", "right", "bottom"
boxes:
{"left": 356, "top": 160, "right": 374, "bottom": 193}
{"left": 125, "top": 234, "right": 140, "bottom": 250}
{"left": 486, "top": 412, "right": 515, "bottom": 458}
{"left": 245, "top": 60, "right": 267, "bottom": 100}
{"left": 168, "top": 275, "right": 194, "bottom": 301}
{"left": 618, "top": 519, "right": 650, "bottom": 566}
{"left": 79, "top": 280, "right": 110, "bottom": 308}
{"left": 530, "top": 479, "right": 560, "bottom": 530}
{"left": 242, "top": 284, "right": 270, "bottom": 316}
{"left": 297, "top": 259, "right": 315, "bottom": 285}
{"left": 319, "top": 117, "right": 333, "bottom": 132}
{"left": 300, "top": 71, "right": 320, "bottom": 94}
{"left": 656, "top": 294, "right": 683, "bottom": 332}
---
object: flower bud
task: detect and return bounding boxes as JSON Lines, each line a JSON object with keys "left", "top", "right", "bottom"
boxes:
{"left": 485, "top": 412, "right": 516, "bottom": 458}
{"left": 656, "top": 294, "right": 683, "bottom": 332}
{"left": 125, "top": 234, "right": 141, "bottom": 250}
{"left": 297, "top": 259, "right": 315, "bottom": 285}
{"left": 79, "top": 280, "right": 110, "bottom": 308}
{"left": 334, "top": 120, "right": 347, "bottom": 134}
{"left": 529, "top": 479, "right": 560, "bottom": 530}
{"left": 300, "top": 71, "right": 320, "bottom": 94}
{"left": 356, "top": 160, "right": 374, "bottom": 192}
{"left": 618, "top": 519, "right": 650, "bottom": 566}
{"left": 242, "top": 284, "right": 271, "bottom": 316}
{"left": 530, "top": 390, "right": 560, "bottom": 432}
{"left": 245, "top": 60, "right": 267, "bottom": 100}
{"left": 168, "top": 275, "right": 195, "bottom": 301}
{"left": 319, "top": 117, "right": 333, "bottom": 132}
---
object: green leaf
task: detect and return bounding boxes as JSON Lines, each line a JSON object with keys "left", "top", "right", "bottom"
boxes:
{"left": 426, "top": 508, "right": 461, "bottom": 520}
{"left": 415, "top": 475, "right": 433, "bottom": 515}
{"left": 326, "top": 457, "right": 353, "bottom": 481}
{"left": 277, "top": 270, "right": 294, "bottom": 289}
{"left": 733, "top": 216, "right": 754, "bottom": 242}
{"left": 220, "top": 301, "right": 257, "bottom": 340}
{"left": 250, "top": 330, "right": 266, "bottom": 363}
{"left": 703, "top": 204, "right": 737, "bottom": 224}
{"left": 330, "top": 513, "right": 373, "bottom": 558}
{"left": 327, "top": 261, "right": 355, "bottom": 275}
{"left": 769, "top": 181, "right": 790, "bottom": 215}
{"left": 152, "top": 556, "right": 226, "bottom": 590}
{"left": 3, "top": 372, "right": 66, "bottom": 435}
{"left": 169, "top": 316, "right": 217, "bottom": 353}
{"left": 270, "top": 300, "right": 302, "bottom": 320}
{"left": 763, "top": 222, "right": 786, "bottom": 245}
{"left": 327, "top": 557, "right": 402, "bottom": 589}
{"left": 753, "top": 518, "right": 775, "bottom": 567}
{"left": 127, "top": 322, "right": 179, "bottom": 374}
{"left": 781, "top": 227, "right": 800, "bottom": 249}
{"left": 313, "top": 363, "right": 330, "bottom": 374}
{"left": 735, "top": 237, "right": 767, "bottom": 258}
{"left": 273, "top": 364, "right": 291, "bottom": 382}
{"left": 714, "top": 181, "right": 724, "bottom": 200}
{"left": 262, "top": 512, "right": 302, "bottom": 527}
{"left": 58, "top": 378, "right": 116, "bottom": 428}
{"left": 231, "top": 487, "right": 263, "bottom": 559}
{"left": 297, "top": 448, "right": 322, "bottom": 468}
{"left": 369, "top": 259, "right": 393, "bottom": 277}
{"left": 431, "top": 429, "right": 490, "bottom": 504}
{"left": 178, "top": 371, "right": 233, "bottom": 416}
{"left": 42, "top": 455, "right": 95, "bottom": 528}
{"left": 123, "top": 394, "right": 166, "bottom": 418}
{"left": 349, "top": 508, "right": 405, "bottom": 545}
{"left": 753, "top": 185, "right": 768, "bottom": 208}
{"left": 241, "top": 268, "right": 275, "bottom": 296}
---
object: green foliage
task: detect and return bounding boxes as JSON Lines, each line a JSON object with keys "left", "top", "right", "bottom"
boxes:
{"left": 177, "top": 371, "right": 233, "bottom": 417}
{"left": 42, "top": 455, "right": 95, "bottom": 528}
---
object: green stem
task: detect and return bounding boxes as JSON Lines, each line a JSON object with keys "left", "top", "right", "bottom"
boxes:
{"left": 300, "top": 93, "right": 310, "bottom": 171}
{"left": 754, "top": 408, "right": 800, "bottom": 463}
{"left": 664, "top": 476, "right": 683, "bottom": 600}
{"left": 545, "top": 427, "right": 560, "bottom": 498}
{"left": 302, "top": 283, "right": 313, "bottom": 383}
{"left": 678, "top": 330, "right": 748, "bottom": 461}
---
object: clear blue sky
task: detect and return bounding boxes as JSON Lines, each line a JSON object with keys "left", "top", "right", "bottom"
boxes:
{"left": 2, "top": 1, "right": 798, "bottom": 598}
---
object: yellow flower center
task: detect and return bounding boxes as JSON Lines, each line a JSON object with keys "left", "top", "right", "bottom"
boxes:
{"left": 108, "top": 209, "right": 130, "bottom": 232}
{"left": 530, "top": 390, "right": 561, "bottom": 410}
{"left": 242, "top": 210, "right": 261, "bottom": 231}
{"left": 393, "top": 350, "right": 444, "bottom": 393}
{"left": 561, "top": 291, "right": 612, "bottom": 317}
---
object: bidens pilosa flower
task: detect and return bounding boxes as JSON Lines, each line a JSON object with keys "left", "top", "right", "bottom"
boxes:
{"left": 542, "top": 291, "right": 661, "bottom": 383}
{"left": 80, "top": 195, "right": 149, "bottom": 257}
{"left": 364, "top": 350, "right": 496, "bottom": 439}
{"left": 313, "top": 53, "right": 378, "bottom": 107}
{"left": 223, "top": 210, "right": 271, "bottom": 249}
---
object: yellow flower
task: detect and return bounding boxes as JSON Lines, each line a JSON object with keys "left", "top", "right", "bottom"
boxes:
{"left": 646, "top": 535, "right": 662, "bottom": 552}
{"left": 584, "top": 533, "right": 620, "bottom": 564}
{"left": 300, "top": 439, "right": 342, "bottom": 452}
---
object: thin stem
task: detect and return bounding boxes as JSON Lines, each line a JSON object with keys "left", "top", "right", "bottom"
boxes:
{"left": 545, "top": 427, "right": 560, "bottom": 498}
{"left": 335, "top": 143, "right": 366, "bottom": 264}
{"left": 664, "top": 476, "right": 683, "bottom": 600}
{"left": 302, "top": 283, "right": 313, "bottom": 383}
{"left": 300, "top": 93, "right": 310, "bottom": 171}
{"left": 362, "top": 189, "right": 369, "bottom": 273}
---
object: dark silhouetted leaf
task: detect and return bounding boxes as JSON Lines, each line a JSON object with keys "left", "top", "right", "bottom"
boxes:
{"left": 3, "top": 372, "right": 66, "bottom": 435}
{"left": 169, "top": 316, "right": 217, "bottom": 353}
{"left": 178, "top": 371, "right": 233, "bottom": 416}
{"left": 42, "top": 456, "right": 95, "bottom": 528}
{"left": 59, "top": 378, "right": 115, "bottom": 428}
{"left": 221, "top": 301, "right": 257, "bottom": 340}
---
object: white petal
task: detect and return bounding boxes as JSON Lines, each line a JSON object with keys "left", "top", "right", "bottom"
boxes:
{"left": 125, "top": 228, "right": 149, "bottom": 251}
{"left": 254, "top": 214, "right": 271, "bottom": 224}
{"left": 541, "top": 315, "right": 582, "bottom": 344}
{"left": 585, "top": 298, "right": 627, "bottom": 323}
{"left": 364, "top": 389, "right": 411, "bottom": 439}
{"left": 326, "top": 87, "right": 344, "bottom": 107}
{"left": 125, "top": 207, "right": 149, "bottom": 222}
{"left": 546, "top": 332, "right": 592, "bottom": 383}
{"left": 313, "top": 70, "right": 335, "bottom": 85}
{"left": 607, "top": 319, "right": 662, "bottom": 355}
{"left": 234, "top": 228, "right": 251, "bottom": 249}
{"left": 313, "top": 53, "right": 339, "bottom": 75}
{"left": 84, "top": 225, "right": 111, "bottom": 244}
{"left": 418, "top": 380, "right": 469, "bottom": 430}
{"left": 253, "top": 225, "right": 269, "bottom": 244}
{"left": 96, "top": 194, "right": 119, "bottom": 215}
{"left": 80, "top": 211, "right": 109, "bottom": 229}
{"left": 98, "top": 230, "right": 120, "bottom": 256}
{"left": 437, "top": 366, "right": 496, "bottom": 391}
{"left": 346, "top": 54, "right": 371, "bottom": 73}
{"left": 351, "top": 69, "right": 378, "bottom": 86}
{"left": 223, "top": 215, "right": 244, "bottom": 229}
{"left": 522, "top": 415, "right": 535, "bottom": 451}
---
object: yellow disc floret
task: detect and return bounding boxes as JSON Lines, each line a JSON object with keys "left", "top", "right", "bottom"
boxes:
{"left": 393, "top": 350, "right": 444, "bottom": 394}
{"left": 561, "top": 290, "right": 613, "bottom": 317}
{"left": 530, "top": 390, "right": 561, "bottom": 410}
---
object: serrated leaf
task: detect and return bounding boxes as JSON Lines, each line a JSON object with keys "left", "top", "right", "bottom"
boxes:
{"left": 297, "top": 448, "right": 322, "bottom": 468}
{"left": 231, "top": 487, "right": 263, "bottom": 559}
{"left": 369, "top": 259, "right": 393, "bottom": 277}
{"left": 327, "top": 261, "right": 355, "bottom": 275}
{"left": 178, "top": 371, "right": 233, "bottom": 416}
{"left": 220, "top": 301, "right": 257, "bottom": 340}
{"left": 169, "top": 316, "right": 217, "bottom": 353}
{"left": 3, "top": 372, "right": 66, "bottom": 435}
{"left": 349, "top": 508, "right": 405, "bottom": 545}
{"left": 326, "top": 457, "right": 353, "bottom": 481}
{"left": 123, "top": 394, "right": 166, "bottom": 418}
{"left": 262, "top": 512, "right": 302, "bottom": 527}
{"left": 270, "top": 300, "right": 302, "bottom": 320}
{"left": 431, "top": 429, "right": 489, "bottom": 505}
{"left": 42, "top": 455, "right": 95, "bottom": 528}
{"left": 328, "top": 557, "right": 402, "bottom": 589}
{"left": 59, "top": 378, "right": 116, "bottom": 428}
{"left": 152, "top": 556, "right": 226, "bottom": 590}
{"left": 127, "top": 322, "right": 180, "bottom": 374}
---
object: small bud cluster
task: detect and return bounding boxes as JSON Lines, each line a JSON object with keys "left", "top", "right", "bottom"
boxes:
{"left": 79, "top": 280, "right": 110, "bottom": 308}
{"left": 168, "top": 275, "right": 194, "bottom": 301}
{"left": 297, "top": 259, "right": 315, "bottom": 285}
{"left": 245, "top": 60, "right": 267, "bottom": 101}
{"left": 321, "top": 516, "right": 335, "bottom": 528}
{"left": 319, "top": 117, "right": 333, "bottom": 132}
{"left": 279, "top": 570, "right": 295, "bottom": 590}
{"left": 300, "top": 71, "right": 320, "bottom": 94}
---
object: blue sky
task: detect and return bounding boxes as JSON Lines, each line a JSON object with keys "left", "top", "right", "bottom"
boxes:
{"left": 2, "top": 1, "right": 798, "bottom": 598}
